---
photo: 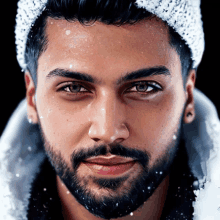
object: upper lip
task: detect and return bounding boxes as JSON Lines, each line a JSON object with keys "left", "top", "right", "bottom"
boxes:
{"left": 84, "top": 156, "right": 135, "bottom": 165}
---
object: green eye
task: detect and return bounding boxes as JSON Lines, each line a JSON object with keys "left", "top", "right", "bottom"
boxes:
{"left": 128, "top": 81, "right": 161, "bottom": 94}
{"left": 136, "top": 82, "right": 150, "bottom": 92}
{"left": 65, "top": 84, "right": 81, "bottom": 93}
{"left": 60, "top": 82, "right": 88, "bottom": 94}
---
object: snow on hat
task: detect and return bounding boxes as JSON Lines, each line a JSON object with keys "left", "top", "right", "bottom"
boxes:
{"left": 15, "top": 0, "right": 205, "bottom": 71}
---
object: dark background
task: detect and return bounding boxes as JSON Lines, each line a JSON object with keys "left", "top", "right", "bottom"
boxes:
{"left": 0, "top": 0, "right": 218, "bottom": 136}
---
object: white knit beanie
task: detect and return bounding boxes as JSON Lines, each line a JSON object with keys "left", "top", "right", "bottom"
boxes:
{"left": 15, "top": 0, "right": 205, "bottom": 71}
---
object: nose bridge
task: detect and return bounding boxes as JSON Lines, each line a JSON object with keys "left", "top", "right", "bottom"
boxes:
{"left": 101, "top": 91, "right": 117, "bottom": 129}
{"left": 88, "top": 90, "right": 129, "bottom": 143}
{"left": 96, "top": 90, "right": 122, "bottom": 134}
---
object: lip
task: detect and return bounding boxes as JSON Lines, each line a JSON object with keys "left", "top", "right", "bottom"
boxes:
{"left": 83, "top": 155, "right": 135, "bottom": 165}
{"left": 84, "top": 161, "right": 136, "bottom": 176}
{"left": 83, "top": 156, "right": 136, "bottom": 176}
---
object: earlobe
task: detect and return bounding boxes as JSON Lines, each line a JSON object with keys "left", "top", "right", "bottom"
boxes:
{"left": 184, "top": 109, "right": 195, "bottom": 124}
{"left": 24, "top": 72, "right": 38, "bottom": 124}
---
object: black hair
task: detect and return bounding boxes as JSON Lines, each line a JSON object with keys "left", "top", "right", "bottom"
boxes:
{"left": 25, "top": 0, "right": 193, "bottom": 89}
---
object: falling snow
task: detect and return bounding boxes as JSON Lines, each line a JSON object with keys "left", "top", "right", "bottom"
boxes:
{"left": 0, "top": 2, "right": 217, "bottom": 220}
{"left": 66, "top": 30, "right": 71, "bottom": 35}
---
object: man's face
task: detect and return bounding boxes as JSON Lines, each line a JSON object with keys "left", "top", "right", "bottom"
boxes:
{"left": 27, "top": 16, "right": 195, "bottom": 219}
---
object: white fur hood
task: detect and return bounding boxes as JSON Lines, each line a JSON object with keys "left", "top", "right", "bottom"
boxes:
{"left": 0, "top": 88, "right": 220, "bottom": 219}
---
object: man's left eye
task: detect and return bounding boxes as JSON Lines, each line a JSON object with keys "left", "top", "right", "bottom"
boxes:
{"left": 127, "top": 81, "right": 161, "bottom": 93}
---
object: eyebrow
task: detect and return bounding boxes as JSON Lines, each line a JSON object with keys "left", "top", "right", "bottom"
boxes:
{"left": 46, "top": 68, "right": 96, "bottom": 83}
{"left": 46, "top": 66, "right": 170, "bottom": 84}
{"left": 117, "top": 66, "right": 170, "bottom": 85}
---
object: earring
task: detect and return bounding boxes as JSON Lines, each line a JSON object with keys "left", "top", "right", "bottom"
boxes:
{"left": 187, "top": 112, "right": 193, "bottom": 117}
{"left": 28, "top": 118, "right": 33, "bottom": 124}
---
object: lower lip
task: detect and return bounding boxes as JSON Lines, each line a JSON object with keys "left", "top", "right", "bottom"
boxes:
{"left": 84, "top": 161, "right": 136, "bottom": 176}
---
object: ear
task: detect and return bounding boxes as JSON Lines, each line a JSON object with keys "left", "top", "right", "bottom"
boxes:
{"left": 183, "top": 69, "right": 196, "bottom": 124}
{"left": 24, "top": 72, "right": 38, "bottom": 124}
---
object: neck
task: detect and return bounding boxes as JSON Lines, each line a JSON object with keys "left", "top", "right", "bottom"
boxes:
{"left": 56, "top": 175, "right": 169, "bottom": 220}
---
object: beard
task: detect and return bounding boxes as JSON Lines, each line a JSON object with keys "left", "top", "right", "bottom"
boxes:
{"left": 37, "top": 112, "right": 184, "bottom": 219}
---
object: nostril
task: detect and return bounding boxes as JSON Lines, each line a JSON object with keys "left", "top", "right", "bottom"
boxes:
{"left": 92, "top": 138, "right": 100, "bottom": 142}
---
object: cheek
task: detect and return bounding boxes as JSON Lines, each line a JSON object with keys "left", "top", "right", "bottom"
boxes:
{"left": 128, "top": 90, "right": 184, "bottom": 166}
{"left": 36, "top": 94, "right": 91, "bottom": 155}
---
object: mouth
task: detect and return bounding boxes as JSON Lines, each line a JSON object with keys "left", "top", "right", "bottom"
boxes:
{"left": 83, "top": 156, "right": 137, "bottom": 176}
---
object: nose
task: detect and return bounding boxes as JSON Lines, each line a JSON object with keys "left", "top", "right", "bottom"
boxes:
{"left": 88, "top": 93, "right": 129, "bottom": 144}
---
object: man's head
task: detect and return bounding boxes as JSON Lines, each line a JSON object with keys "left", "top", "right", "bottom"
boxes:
{"left": 24, "top": 0, "right": 197, "bottom": 219}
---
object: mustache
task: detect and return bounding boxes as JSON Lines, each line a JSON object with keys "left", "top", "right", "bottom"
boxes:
{"left": 71, "top": 144, "right": 151, "bottom": 170}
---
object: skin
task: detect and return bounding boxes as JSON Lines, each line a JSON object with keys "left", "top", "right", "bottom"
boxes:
{"left": 25, "top": 16, "right": 196, "bottom": 220}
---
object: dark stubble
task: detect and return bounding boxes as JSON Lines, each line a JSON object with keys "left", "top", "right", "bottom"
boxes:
{"left": 37, "top": 112, "right": 184, "bottom": 219}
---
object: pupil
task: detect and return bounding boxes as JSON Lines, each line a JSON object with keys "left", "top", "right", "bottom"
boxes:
{"left": 136, "top": 84, "right": 147, "bottom": 92}
{"left": 71, "top": 84, "right": 80, "bottom": 92}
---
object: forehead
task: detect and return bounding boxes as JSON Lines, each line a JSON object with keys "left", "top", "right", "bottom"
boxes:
{"left": 38, "top": 17, "right": 180, "bottom": 80}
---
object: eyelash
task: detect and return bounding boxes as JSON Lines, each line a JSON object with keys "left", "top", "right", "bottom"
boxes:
{"left": 58, "top": 81, "right": 162, "bottom": 96}
{"left": 127, "top": 81, "right": 161, "bottom": 94}
{"left": 58, "top": 82, "right": 90, "bottom": 95}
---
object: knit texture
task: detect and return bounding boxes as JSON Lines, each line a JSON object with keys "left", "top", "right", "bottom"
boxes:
{"left": 135, "top": 0, "right": 204, "bottom": 68}
{"left": 15, "top": 0, "right": 204, "bottom": 71}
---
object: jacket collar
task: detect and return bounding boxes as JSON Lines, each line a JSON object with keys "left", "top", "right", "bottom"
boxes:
{"left": 0, "top": 88, "right": 220, "bottom": 219}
